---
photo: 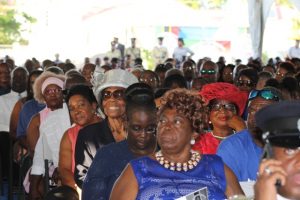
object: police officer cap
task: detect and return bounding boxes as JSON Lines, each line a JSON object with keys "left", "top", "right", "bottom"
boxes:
{"left": 255, "top": 101, "right": 300, "bottom": 148}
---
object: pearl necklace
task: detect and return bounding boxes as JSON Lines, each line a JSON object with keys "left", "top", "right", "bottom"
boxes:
{"left": 155, "top": 150, "right": 201, "bottom": 172}
{"left": 211, "top": 132, "right": 227, "bottom": 140}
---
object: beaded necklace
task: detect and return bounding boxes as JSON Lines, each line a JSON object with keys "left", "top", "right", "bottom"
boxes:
{"left": 155, "top": 150, "right": 201, "bottom": 172}
{"left": 210, "top": 132, "right": 227, "bottom": 140}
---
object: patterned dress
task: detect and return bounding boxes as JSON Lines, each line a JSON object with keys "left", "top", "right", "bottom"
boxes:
{"left": 131, "top": 154, "right": 227, "bottom": 200}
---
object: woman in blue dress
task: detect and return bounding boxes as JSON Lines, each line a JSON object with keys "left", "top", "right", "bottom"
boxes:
{"left": 110, "top": 88, "right": 245, "bottom": 200}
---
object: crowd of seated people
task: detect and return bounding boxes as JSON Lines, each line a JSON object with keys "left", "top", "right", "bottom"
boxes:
{"left": 0, "top": 51, "right": 300, "bottom": 200}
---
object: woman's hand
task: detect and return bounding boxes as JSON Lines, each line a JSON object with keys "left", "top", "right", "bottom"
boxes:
{"left": 227, "top": 115, "right": 246, "bottom": 132}
{"left": 254, "top": 159, "right": 287, "bottom": 200}
{"left": 108, "top": 118, "right": 126, "bottom": 141}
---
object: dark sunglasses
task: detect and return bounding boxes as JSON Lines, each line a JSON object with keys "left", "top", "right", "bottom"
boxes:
{"left": 102, "top": 89, "right": 125, "bottom": 100}
{"left": 237, "top": 79, "right": 253, "bottom": 87}
{"left": 249, "top": 89, "right": 280, "bottom": 101}
{"left": 210, "top": 103, "right": 237, "bottom": 113}
{"left": 201, "top": 69, "right": 216, "bottom": 75}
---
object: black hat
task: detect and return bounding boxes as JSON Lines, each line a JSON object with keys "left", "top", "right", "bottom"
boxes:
{"left": 255, "top": 101, "right": 300, "bottom": 148}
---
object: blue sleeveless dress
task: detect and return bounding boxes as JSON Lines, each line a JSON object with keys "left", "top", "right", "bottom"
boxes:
{"left": 130, "top": 154, "right": 227, "bottom": 200}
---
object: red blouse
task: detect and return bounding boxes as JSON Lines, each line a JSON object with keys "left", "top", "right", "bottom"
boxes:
{"left": 192, "top": 132, "right": 221, "bottom": 154}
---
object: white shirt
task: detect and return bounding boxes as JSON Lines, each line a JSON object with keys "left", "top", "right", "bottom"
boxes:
{"left": 277, "top": 194, "right": 290, "bottom": 200}
{"left": 31, "top": 103, "right": 71, "bottom": 175}
{"left": 173, "top": 47, "right": 194, "bottom": 66}
{"left": 288, "top": 46, "right": 300, "bottom": 59}
{"left": 0, "top": 90, "right": 26, "bottom": 132}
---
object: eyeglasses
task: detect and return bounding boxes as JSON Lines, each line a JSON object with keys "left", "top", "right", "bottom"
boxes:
{"left": 237, "top": 80, "right": 253, "bottom": 87}
{"left": 183, "top": 66, "right": 195, "bottom": 71}
{"left": 223, "top": 72, "right": 233, "bottom": 75}
{"left": 102, "top": 89, "right": 125, "bottom": 100}
{"left": 139, "top": 77, "right": 158, "bottom": 83}
{"left": 200, "top": 69, "right": 216, "bottom": 75}
{"left": 210, "top": 103, "right": 237, "bottom": 113}
{"left": 276, "top": 71, "right": 285, "bottom": 77}
{"left": 129, "top": 125, "right": 156, "bottom": 134}
{"left": 249, "top": 89, "right": 280, "bottom": 101}
{"left": 44, "top": 88, "right": 62, "bottom": 96}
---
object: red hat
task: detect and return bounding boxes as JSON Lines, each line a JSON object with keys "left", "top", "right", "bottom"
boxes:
{"left": 199, "top": 82, "right": 248, "bottom": 116}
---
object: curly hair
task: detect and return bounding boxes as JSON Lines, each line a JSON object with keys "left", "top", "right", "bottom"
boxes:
{"left": 33, "top": 71, "right": 65, "bottom": 103}
{"left": 158, "top": 88, "right": 208, "bottom": 133}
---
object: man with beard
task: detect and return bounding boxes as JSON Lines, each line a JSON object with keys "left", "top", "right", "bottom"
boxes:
{"left": 254, "top": 101, "right": 300, "bottom": 200}
{"left": 216, "top": 86, "right": 282, "bottom": 182}
{"left": 181, "top": 60, "right": 197, "bottom": 89}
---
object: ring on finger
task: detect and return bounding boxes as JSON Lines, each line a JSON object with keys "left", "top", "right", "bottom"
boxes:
{"left": 264, "top": 166, "right": 272, "bottom": 175}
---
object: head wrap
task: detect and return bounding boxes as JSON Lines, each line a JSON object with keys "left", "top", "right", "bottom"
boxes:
{"left": 41, "top": 77, "right": 64, "bottom": 94}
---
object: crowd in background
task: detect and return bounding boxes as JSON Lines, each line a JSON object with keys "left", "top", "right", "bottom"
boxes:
{"left": 0, "top": 36, "right": 300, "bottom": 200}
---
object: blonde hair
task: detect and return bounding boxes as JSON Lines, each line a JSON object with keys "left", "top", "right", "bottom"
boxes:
{"left": 33, "top": 71, "right": 65, "bottom": 103}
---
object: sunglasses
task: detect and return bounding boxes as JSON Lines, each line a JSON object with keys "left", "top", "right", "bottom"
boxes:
{"left": 237, "top": 80, "right": 253, "bottom": 87}
{"left": 210, "top": 103, "right": 237, "bottom": 113}
{"left": 249, "top": 89, "right": 280, "bottom": 101}
{"left": 129, "top": 125, "right": 156, "bottom": 134}
{"left": 102, "top": 89, "right": 125, "bottom": 100}
{"left": 201, "top": 69, "right": 216, "bottom": 75}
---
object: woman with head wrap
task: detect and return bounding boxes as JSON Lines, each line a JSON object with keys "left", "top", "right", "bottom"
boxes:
{"left": 193, "top": 82, "right": 248, "bottom": 154}
{"left": 110, "top": 88, "right": 244, "bottom": 199}
{"left": 74, "top": 69, "right": 138, "bottom": 188}
{"left": 26, "top": 71, "right": 66, "bottom": 158}
{"left": 27, "top": 71, "right": 71, "bottom": 199}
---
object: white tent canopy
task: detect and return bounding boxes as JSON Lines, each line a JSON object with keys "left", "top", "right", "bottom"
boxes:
{"left": 248, "top": 0, "right": 300, "bottom": 58}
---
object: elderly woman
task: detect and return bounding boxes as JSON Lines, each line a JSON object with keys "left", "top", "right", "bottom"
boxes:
{"left": 193, "top": 82, "right": 248, "bottom": 154}
{"left": 27, "top": 71, "right": 71, "bottom": 199}
{"left": 58, "top": 85, "right": 101, "bottom": 190}
{"left": 110, "top": 89, "right": 244, "bottom": 199}
{"left": 74, "top": 69, "right": 138, "bottom": 188}
{"left": 82, "top": 83, "right": 157, "bottom": 200}
{"left": 26, "top": 71, "right": 67, "bottom": 156}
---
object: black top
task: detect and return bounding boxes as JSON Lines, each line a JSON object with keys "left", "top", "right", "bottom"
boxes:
{"left": 74, "top": 118, "right": 115, "bottom": 188}
{"left": 82, "top": 140, "right": 135, "bottom": 200}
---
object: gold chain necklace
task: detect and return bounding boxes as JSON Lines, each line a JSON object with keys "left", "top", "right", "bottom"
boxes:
{"left": 155, "top": 150, "right": 201, "bottom": 172}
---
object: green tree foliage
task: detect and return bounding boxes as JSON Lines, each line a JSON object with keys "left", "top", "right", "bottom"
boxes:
{"left": 0, "top": 2, "right": 36, "bottom": 45}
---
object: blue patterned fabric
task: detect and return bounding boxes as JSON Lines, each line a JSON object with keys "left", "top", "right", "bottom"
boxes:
{"left": 130, "top": 154, "right": 227, "bottom": 200}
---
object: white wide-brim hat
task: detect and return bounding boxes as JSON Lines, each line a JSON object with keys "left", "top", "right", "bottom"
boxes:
{"left": 93, "top": 69, "right": 138, "bottom": 103}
